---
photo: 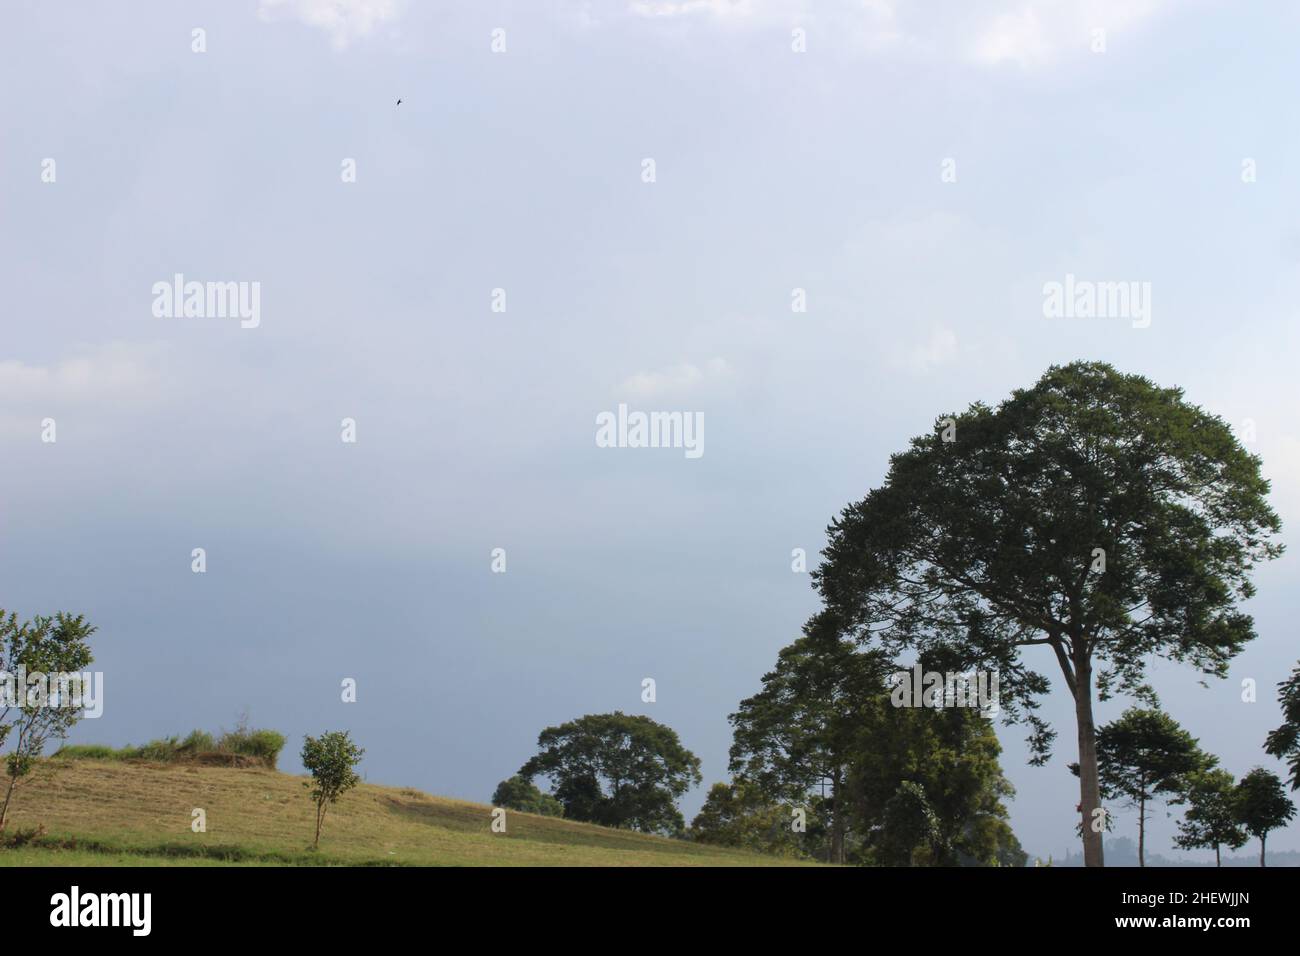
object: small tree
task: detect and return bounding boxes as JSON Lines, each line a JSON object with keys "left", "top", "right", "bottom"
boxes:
{"left": 1264, "top": 660, "right": 1300, "bottom": 791}
{"left": 1173, "top": 769, "right": 1246, "bottom": 867}
{"left": 492, "top": 775, "right": 563, "bottom": 817}
{"left": 689, "top": 780, "right": 807, "bottom": 858}
{"left": 301, "top": 731, "right": 364, "bottom": 849}
{"left": 1233, "top": 767, "right": 1295, "bottom": 867}
{"left": 1087, "top": 708, "right": 1209, "bottom": 867}
{"left": 0, "top": 611, "right": 97, "bottom": 830}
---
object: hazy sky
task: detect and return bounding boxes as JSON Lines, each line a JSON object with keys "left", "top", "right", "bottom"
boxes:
{"left": 3, "top": 0, "right": 1300, "bottom": 862}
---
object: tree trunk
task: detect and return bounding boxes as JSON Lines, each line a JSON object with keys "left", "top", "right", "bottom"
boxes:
{"left": 829, "top": 769, "right": 845, "bottom": 864}
{"left": 0, "top": 774, "right": 17, "bottom": 831}
{"left": 1215, "top": 844, "right": 1221, "bottom": 867}
{"left": 314, "top": 802, "right": 325, "bottom": 848}
{"left": 1137, "top": 794, "right": 1145, "bottom": 867}
{"left": 1071, "top": 652, "right": 1105, "bottom": 867}
{"left": 1260, "top": 835, "right": 1266, "bottom": 868}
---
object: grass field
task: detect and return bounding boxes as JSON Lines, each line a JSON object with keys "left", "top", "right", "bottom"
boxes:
{"left": 0, "top": 759, "right": 813, "bottom": 867}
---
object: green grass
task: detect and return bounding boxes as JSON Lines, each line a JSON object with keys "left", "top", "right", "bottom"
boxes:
{"left": 0, "top": 759, "right": 815, "bottom": 867}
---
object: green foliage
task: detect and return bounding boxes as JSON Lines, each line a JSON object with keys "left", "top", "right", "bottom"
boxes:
{"left": 0, "top": 610, "right": 98, "bottom": 829}
{"left": 53, "top": 724, "right": 283, "bottom": 768}
{"left": 181, "top": 729, "right": 217, "bottom": 753}
{"left": 1233, "top": 767, "right": 1296, "bottom": 866}
{"left": 491, "top": 775, "right": 563, "bottom": 817}
{"left": 519, "top": 712, "right": 702, "bottom": 836}
{"left": 848, "top": 699, "right": 1019, "bottom": 866}
{"left": 876, "top": 781, "right": 940, "bottom": 866}
{"left": 301, "top": 731, "right": 365, "bottom": 848}
{"left": 812, "top": 362, "right": 1282, "bottom": 865}
{"left": 1264, "top": 661, "right": 1300, "bottom": 791}
{"left": 1087, "top": 707, "right": 1210, "bottom": 865}
{"left": 217, "top": 728, "right": 287, "bottom": 769}
{"left": 1174, "top": 769, "right": 1246, "bottom": 865}
{"left": 728, "top": 621, "right": 1023, "bottom": 865}
{"left": 728, "top": 622, "right": 891, "bottom": 862}
{"left": 688, "top": 781, "right": 807, "bottom": 858}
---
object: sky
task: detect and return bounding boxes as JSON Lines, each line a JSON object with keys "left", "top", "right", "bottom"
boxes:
{"left": 3, "top": 0, "right": 1300, "bottom": 863}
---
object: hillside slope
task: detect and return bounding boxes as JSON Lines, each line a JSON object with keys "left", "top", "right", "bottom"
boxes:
{"left": 0, "top": 759, "right": 812, "bottom": 866}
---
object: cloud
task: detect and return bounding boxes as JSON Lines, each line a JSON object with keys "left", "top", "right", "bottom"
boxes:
{"left": 0, "top": 342, "right": 170, "bottom": 405}
{"left": 258, "top": 0, "right": 402, "bottom": 50}
{"left": 967, "top": 0, "right": 1170, "bottom": 68}
{"left": 626, "top": 0, "right": 1172, "bottom": 69}
{"left": 904, "top": 327, "right": 959, "bottom": 371}
{"left": 619, "top": 358, "right": 735, "bottom": 398}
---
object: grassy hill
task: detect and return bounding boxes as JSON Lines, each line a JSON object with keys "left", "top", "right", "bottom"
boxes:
{"left": 0, "top": 759, "right": 812, "bottom": 867}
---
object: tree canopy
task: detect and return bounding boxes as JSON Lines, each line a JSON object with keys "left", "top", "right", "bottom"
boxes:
{"left": 519, "top": 712, "right": 701, "bottom": 835}
{"left": 813, "top": 361, "right": 1282, "bottom": 865}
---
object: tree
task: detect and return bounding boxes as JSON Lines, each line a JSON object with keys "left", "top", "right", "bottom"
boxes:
{"left": 1264, "top": 660, "right": 1300, "bottom": 791}
{"left": 491, "top": 775, "right": 563, "bottom": 817}
{"left": 1080, "top": 708, "right": 1209, "bottom": 866}
{"left": 1173, "top": 768, "right": 1246, "bottom": 867}
{"left": 728, "top": 621, "right": 892, "bottom": 862}
{"left": 301, "top": 731, "right": 364, "bottom": 849}
{"left": 688, "top": 780, "right": 807, "bottom": 858}
{"left": 518, "top": 712, "right": 701, "bottom": 835}
{"left": 847, "top": 695, "right": 1020, "bottom": 866}
{"left": 1233, "top": 767, "right": 1295, "bottom": 867}
{"left": 877, "top": 781, "right": 940, "bottom": 866}
{"left": 0, "top": 610, "right": 97, "bottom": 830}
{"left": 814, "top": 362, "right": 1282, "bottom": 866}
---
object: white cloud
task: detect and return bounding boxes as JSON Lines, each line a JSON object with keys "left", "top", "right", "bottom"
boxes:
{"left": 258, "top": 0, "right": 402, "bottom": 50}
{"left": 626, "top": 0, "right": 1173, "bottom": 70}
{"left": 619, "top": 357, "right": 735, "bottom": 398}
{"left": 905, "top": 327, "right": 959, "bottom": 371}
{"left": 967, "top": 0, "right": 1170, "bottom": 69}
{"left": 0, "top": 342, "right": 169, "bottom": 405}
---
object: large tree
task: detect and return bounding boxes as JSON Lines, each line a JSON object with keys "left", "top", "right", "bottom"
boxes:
{"left": 814, "top": 362, "right": 1282, "bottom": 866}
{"left": 728, "top": 621, "right": 892, "bottom": 862}
{"left": 518, "top": 712, "right": 701, "bottom": 835}
{"left": 1173, "top": 768, "right": 1246, "bottom": 867}
{"left": 1085, "top": 707, "right": 1209, "bottom": 866}
{"left": 1233, "top": 767, "right": 1295, "bottom": 867}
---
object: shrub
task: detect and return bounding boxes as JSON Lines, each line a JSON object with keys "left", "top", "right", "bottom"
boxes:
{"left": 492, "top": 775, "right": 564, "bottom": 817}
{"left": 180, "top": 729, "right": 216, "bottom": 753}
{"left": 217, "top": 728, "right": 287, "bottom": 769}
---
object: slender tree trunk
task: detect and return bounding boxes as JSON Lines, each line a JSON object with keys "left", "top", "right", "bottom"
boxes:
{"left": 1260, "top": 836, "right": 1266, "bottom": 868}
{"left": 1215, "top": 844, "right": 1221, "bottom": 867}
{"left": 314, "top": 802, "right": 325, "bottom": 848}
{"left": 1071, "top": 651, "right": 1105, "bottom": 867}
{"left": 1138, "top": 794, "right": 1145, "bottom": 867}
{"left": 829, "top": 769, "right": 845, "bottom": 864}
{"left": 0, "top": 773, "right": 17, "bottom": 831}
